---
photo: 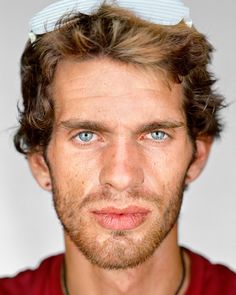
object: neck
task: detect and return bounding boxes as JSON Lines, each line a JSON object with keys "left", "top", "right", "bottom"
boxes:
{"left": 63, "top": 225, "right": 190, "bottom": 295}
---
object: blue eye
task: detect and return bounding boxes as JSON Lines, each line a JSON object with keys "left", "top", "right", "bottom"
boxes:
{"left": 76, "top": 132, "right": 94, "bottom": 142}
{"left": 149, "top": 131, "right": 167, "bottom": 141}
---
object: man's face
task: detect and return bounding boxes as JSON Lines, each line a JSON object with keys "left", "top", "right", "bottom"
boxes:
{"left": 43, "top": 58, "right": 195, "bottom": 269}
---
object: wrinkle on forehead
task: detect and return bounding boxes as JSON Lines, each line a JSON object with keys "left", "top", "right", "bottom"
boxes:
{"left": 52, "top": 57, "right": 180, "bottom": 99}
{"left": 51, "top": 57, "right": 185, "bottom": 126}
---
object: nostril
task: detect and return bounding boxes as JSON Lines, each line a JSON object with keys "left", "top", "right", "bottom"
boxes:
{"left": 99, "top": 162, "right": 144, "bottom": 191}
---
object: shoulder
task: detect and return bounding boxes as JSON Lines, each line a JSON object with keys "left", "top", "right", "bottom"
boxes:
{"left": 185, "top": 248, "right": 236, "bottom": 295}
{"left": 0, "top": 254, "right": 64, "bottom": 295}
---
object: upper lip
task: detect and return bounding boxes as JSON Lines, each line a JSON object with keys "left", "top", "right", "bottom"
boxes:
{"left": 91, "top": 206, "right": 151, "bottom": 215}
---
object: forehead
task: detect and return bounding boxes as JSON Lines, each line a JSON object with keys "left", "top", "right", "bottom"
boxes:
{"left": 52, "top": 58, "right": 185, "bottom": 124}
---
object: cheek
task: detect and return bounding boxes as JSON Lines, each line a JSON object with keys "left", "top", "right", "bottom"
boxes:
{"left": 145, "top": 143, "right": 193, "bottom": 184}
{"left": 48, "top": 145, "right": 101, "bottom": 194}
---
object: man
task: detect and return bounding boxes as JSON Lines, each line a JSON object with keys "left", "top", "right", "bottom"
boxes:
{"left": 0, "top": 0, "right": 235, "bottom": 294}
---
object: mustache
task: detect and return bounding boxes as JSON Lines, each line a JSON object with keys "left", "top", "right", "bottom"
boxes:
{"left": 78, "top": 186, "right": 164, "bottom": 210}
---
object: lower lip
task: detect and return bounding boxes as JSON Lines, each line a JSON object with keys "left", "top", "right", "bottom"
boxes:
{"left": 91, "top": 210, "right": 150, "bottom": 231}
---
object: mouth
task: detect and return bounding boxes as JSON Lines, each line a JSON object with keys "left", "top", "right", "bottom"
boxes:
{"left": 91, "top": 206, "right": 151, "bottom": 231}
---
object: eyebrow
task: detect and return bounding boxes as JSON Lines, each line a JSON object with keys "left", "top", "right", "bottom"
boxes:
{"left": 58, "top": 120, "right": 111, "bottom": 133}
{"left": 58, "top": 119, "right": 185, "bottom": 134}
{"left": 136, "top": 121, "right": 185, "bottom": 134}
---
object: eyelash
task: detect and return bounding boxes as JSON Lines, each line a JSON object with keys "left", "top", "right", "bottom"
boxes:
{"left": 72, "top": 130, "right": 170, "bottom": 146}
{"left": 145, "top": 131, "right": 169, "bottom": 141}
{"left": 72, "top": 131, "right": 98, "bottom": 145}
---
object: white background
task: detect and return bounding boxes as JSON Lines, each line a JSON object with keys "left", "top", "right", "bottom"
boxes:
{"left": 0, "top": 0, "right": 235, "bottom": 277}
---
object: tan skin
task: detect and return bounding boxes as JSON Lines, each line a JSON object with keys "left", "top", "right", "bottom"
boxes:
{"left": 29, "top": 58, "right": 212, "bottom": 295}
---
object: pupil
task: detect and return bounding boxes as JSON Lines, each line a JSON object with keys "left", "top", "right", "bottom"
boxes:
{"left": 152, "top": 132, "right": 163, "bottom": 140}
{"left": 80, "top": 132, "right": 92, "bottom": 141}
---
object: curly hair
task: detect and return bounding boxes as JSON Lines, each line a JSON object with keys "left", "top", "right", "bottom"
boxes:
{"left": 14, "top": 3, "right": 225, "bottom": 154}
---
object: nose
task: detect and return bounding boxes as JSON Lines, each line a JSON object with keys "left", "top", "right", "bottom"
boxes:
{"left": 99, "top": 139, "right": 144, "bottom": 192}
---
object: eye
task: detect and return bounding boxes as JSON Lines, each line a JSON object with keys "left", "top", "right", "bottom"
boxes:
{"left": 74, "top": 131, "right": 96, "bottom": 143}
{"left": 147, "top": 131, "right": 168, "bottom": 141}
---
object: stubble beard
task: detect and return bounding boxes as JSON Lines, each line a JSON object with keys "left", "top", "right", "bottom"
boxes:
{"left": 50, "top": 177, "right": 186, "bottom": 270}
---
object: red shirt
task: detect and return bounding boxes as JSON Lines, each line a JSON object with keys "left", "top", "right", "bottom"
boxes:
{"left": 0, "top": 255, "right": 64, "bottom": 295}
{"left": 0, "top": 249, "right": 236, "bottom": 294}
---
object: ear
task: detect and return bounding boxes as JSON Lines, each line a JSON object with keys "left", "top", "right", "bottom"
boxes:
{"left": 28, "top": 153, "right": 52, "bottom": 191}
{"left": 185, "top": 136, "right": 213, "bottom": 185}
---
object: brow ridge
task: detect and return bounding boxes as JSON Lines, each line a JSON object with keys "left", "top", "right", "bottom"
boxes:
{"left": 58, "top": 119, "right": 185, "bottom": 134}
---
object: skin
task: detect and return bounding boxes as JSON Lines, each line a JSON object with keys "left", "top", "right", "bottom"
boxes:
{"left": 29, "top": 57, "right": 212, "bottom": 295}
